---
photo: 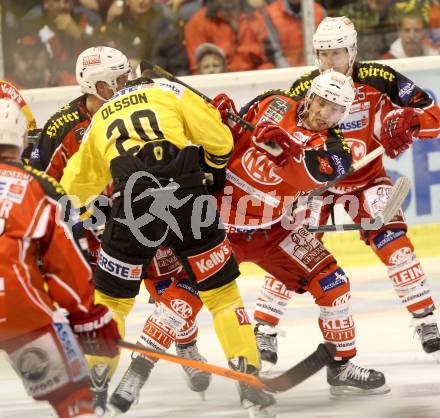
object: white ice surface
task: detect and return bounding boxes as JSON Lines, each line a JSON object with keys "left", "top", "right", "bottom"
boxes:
{"left": 1, "top": 258, "right": 440, "bottom": 418}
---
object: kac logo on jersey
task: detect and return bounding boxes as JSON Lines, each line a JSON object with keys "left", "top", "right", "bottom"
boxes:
{"left": 242, "top": 148, "right": 282, "bottom": 185}
{"left": 97, "top": 249, "right": 143, "bottom": 281}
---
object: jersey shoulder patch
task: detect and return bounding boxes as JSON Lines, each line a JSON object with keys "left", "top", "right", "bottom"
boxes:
{"left": 42, "top": 96, "right": 89, "bottom": 141}
{"left": 289, "top": 69, "right": 319, "bottom": 99}
{"left": 353, "top": 62, "right": 397, "bottom": 90}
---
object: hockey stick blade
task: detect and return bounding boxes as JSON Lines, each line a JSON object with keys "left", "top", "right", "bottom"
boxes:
{"left": 118, "top": 340, "right": 335, "bottom": 393}
{"left": 306, "top": 176, "right": 411, "bottom": 233}
{"left": 260, "top": 342, "right": 336, "bottom": 392}
{"left": 139, "top": 60, "right": 255, "bottom": 132}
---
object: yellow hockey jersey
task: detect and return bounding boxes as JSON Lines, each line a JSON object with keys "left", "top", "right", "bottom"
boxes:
{"left": 60, "top": 81, "right": 233, "bottom": 206}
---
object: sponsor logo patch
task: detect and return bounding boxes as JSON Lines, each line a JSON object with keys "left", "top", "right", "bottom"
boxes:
{"left": 83, "top": 54, "right": 101, "bottom": 66}
{"left": 0, "top": 177, "right": 28, "bottom": 203}
{"left": 235, "top": 307, "right": 251, "bottom": 325}
{"left": 97, "top": 250, "right": 143, "bottom": 281}
{"left": 259, "top": 97, "right": 292, "bottom": 124}
{"left": 390, "top": 262, "right": 424, "bottom": 287}
{"left": 373, "top": 229, "right": 405, "bottom": 250}
{"left": 152, "top": 247, "right": 182, "bottom": 277}
{"left": 339, "top": 110, "right": 369, "bottom": 132}
{"left": 53, "top": 322, "right": 87, "bottom": 382}
{"left": 398, "top": 81, "right": 416, "bottom": 99}
{"left": 388, "top": 247, "right": 413, "bottom": 265}
{"left": 329, "top": 154, "right": 347, "bottom": 176}
{"left": 319, "top": 268, "right": 348, "bottom": 292}
{"left": 170, "top": 299, "right": 193, "bottom": 319}
{"left": 278, "top": 228, "right": 331, "bottom": 272}
{"left": 18, "top": 348, "right": 49, "bottom": 381}
{"left": 188, "top": 238, "right": 232, "bottom": 282}
{"left": 158, "top": 81, "right": 183, "bottom": 97}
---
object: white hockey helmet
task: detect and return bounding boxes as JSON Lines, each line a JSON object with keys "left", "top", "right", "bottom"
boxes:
{"left": 0, "top": 98, "right": 27, "bottom": 151}
{"left": 305, "top": 69, "right": 355, "bottom": 124}
{"left": 76, "top": 46, "right": 130, "bottom": 101}
{"left": 313, "top": 16, "right": 357, "bottom": 71}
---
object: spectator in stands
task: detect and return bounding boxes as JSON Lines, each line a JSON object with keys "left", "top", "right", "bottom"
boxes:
{"left": 392, "top": 0, "right": 440, "bottom": 44}
{"left": 339, "top": 0, "right": 401, "bottom": 60}
{"left": 195, "top": 43, "right": 227, "bottom": 73}
{"left": 264, "top": 0, "right": 326, "bottom": 67}
{"left": 4, "top": 35, "right": 76, "bottom": 89}
{"left": 428, "top": 0, "right": 440, "bottom": 46}
{"left": 21, "top": 0, "right": 100, "bottom": 82}
{"left": 185, "top": 0, "right": 274, "bottom": 73}
{"left": 168, "top": 0, "right": 203, "bottom": 23}
{"left": 103, "top": 0, "right": 189, "bottom": 75}
{"left": 383, "top": 11, "right": 439, "bottom": 59}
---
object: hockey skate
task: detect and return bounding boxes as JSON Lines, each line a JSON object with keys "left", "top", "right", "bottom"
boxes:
{"left": 412, "top": 314, "right": 440, "bottom": 359}
{"left": 229, "top": 357, "right": 276, "bottom": 418}
{"left": 175, "top": 341, "right": 212, "bottom": 397}
{"left": 90, "top": 364, "right": 110, "bottom": 417}
{"left": 108, "top": 355, "right": 154, "bottom": 415}
{"left": 327, "top": 359, "right": 390, "bottom": 397}
{"left": 254, "top": 322, "right": 278, "bottom": 373}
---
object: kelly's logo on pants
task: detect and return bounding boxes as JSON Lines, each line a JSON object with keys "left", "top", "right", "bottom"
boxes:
{"left": 188, "top": 238, "right": 232, "bottom": 282}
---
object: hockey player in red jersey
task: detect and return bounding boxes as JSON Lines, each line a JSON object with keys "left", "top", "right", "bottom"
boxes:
{"left": 0, "top": 98, "right": 121, "bottom": 418}
{"left": 211, "top": 70, "right": 389, "bottom": 396}
{"left": 253, "top": 16, "right": 440, "bottom": 371}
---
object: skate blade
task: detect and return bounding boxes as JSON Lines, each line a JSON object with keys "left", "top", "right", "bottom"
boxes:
{"left": 431, "top": 351, "right": 440, "bottom": 363}
{"left": 329, "top": 384, "right": 391, "bottom": 399}
{"left": 198, "top": 391, "right": 207, "bottom": 401}
{"left": 181, "top": 369, "right": 212, "bottom": 394}
{"left": 106, "top": 404, "right": 123, "bottom": 417}
{"left": 259, "top": 360, "right": 276, "bottom": 375}
{"left": 247, "top": 405, "right": 277, "bottom": 418}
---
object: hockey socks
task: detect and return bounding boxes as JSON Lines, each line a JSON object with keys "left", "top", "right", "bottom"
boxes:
{"left": 199, "top": 280, "right": 260, "bottom": 368}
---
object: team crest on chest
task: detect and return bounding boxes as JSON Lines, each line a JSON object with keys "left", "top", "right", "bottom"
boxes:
{"left": 242, "top": 148, "right": 282, "bottom": 185}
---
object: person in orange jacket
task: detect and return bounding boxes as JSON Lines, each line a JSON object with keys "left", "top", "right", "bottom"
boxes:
{"left": 184, "top": 0, "right": 274, "bottom": 73}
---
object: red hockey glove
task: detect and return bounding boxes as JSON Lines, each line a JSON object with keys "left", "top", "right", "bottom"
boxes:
{"left": 211, "top": 93, "right": 238, "bottom": 125}
{"left": 252, "top": 122, "right": 303, "bottom": 166}
{"left": 380, "top": 107, "right": 420, "bottom": 158}
{"left": 69, "top": 304, "right": 121, "bottom": 357}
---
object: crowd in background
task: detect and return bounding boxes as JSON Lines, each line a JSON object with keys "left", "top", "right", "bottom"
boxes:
{"left": 2, "top": 0, "right": 440, "bottom": 89}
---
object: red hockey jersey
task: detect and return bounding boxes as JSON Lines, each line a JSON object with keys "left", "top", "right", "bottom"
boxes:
{"left": 217, "top": 92, "right": 352, "bottom": 229}
{"left": 0, "top": 162, "right": 93, "bottom": 342}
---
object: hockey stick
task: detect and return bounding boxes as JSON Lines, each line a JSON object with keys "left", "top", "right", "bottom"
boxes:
{"left": 305, "top": 176, "right": 411, "bottom": 232}
{"left": 139, "top": 61, "right": 255, "bottom": 132}
{"left": 118, "top": 340, "right": 336, "bottom": 393}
